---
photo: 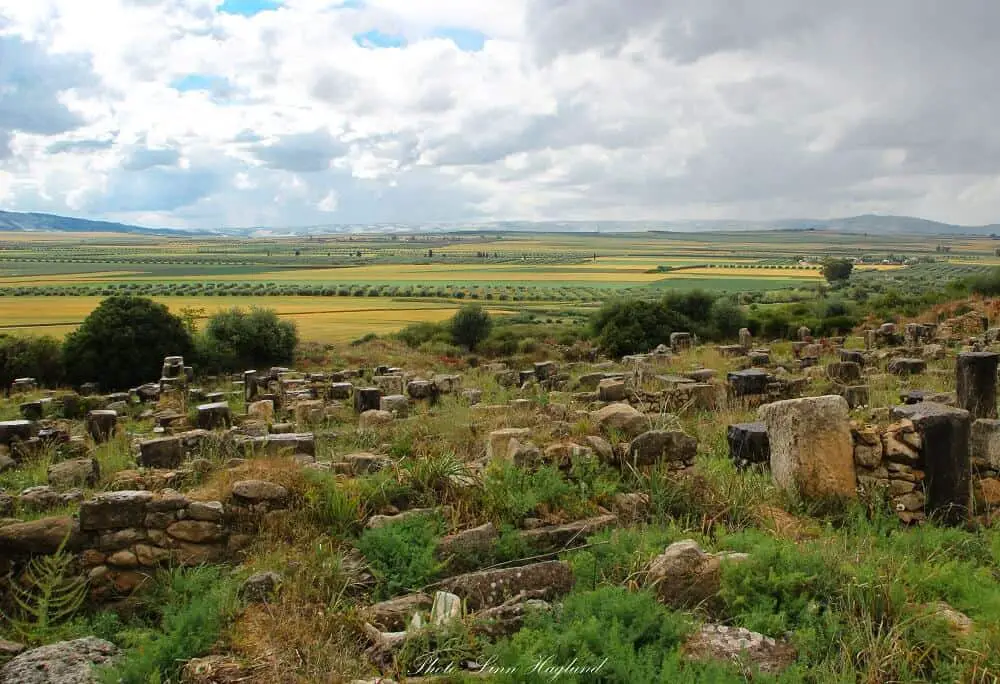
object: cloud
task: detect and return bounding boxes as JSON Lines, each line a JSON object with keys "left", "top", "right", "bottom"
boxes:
{"left": 252, "top": 129, "right": 347, "bottom": 173}
{"left": 1, "top": 0, "right": 999, "bottom": 227}
{"left": 122, "top": 145, "right": 181, "bottom": 171}
{"left": 0, "top": 34, "right": 94, "bottom": 141}
{"left": 87, "top": 165, "right": 220, "bottom": 213}
{"left": 46, "top": 137, "right": 117, "bottom": 154}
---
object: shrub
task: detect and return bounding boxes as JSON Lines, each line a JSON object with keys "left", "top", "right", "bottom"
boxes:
{"left": 197, "top": 307, "right": 299, "bottom": 373}
{"left": 487, "top": 587, "right": 703, "bottom": 683}
{"left": 590, "top": 298, "right": 687, "bottom": 357}
{"left": 63, "top": 296, "right": 192, "bottom": 391}
{"left": 396, "top": 321, "right": 449, "bottom": 349}
{"left": 479, "top": 461, "right": 585, "bottom": 526}
{"left": 99, "top": 566, "right": 238, "bottom": 684}
{"left": 0, "top": 334, "right": 64, "bottom": 391}
{"left": 451, "top": 304, "right": 493, "bottom": 351}
{"left": 356, "top": 513, "right": 447, "bottom": 600}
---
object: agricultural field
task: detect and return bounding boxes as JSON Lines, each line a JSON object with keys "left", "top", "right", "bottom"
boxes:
{"left": 0, "top": 229, "right": 997, "bottom": 340}
{"left": 0, "top": 296, "right": 522, "bottom": 343}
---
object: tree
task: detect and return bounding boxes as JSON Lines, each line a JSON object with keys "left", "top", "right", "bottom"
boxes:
{"left": 450, "top": 305, "right": 492, "bottom": 351}
{"left": 590, "top": 298, "right": 688, "bottom": 358}
{"left": 0, "top": 335, "right": 64, "bottom": 391}
{"left": 197, "top": 307, "right": 299, "bottom": 373}
{"left": 63, "top": 296, "right": 192, "bottom": 391}
{"left": 821, "top": 258, "right": 854, "bottom": 283}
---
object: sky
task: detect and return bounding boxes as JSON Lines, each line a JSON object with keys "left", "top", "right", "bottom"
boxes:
{"left": 0, "top": 0, "right": 998, "bottom": 229}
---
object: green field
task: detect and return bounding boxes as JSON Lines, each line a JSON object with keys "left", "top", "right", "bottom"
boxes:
{"left": 0, "top": 229, "right": 994, "bottom": 341}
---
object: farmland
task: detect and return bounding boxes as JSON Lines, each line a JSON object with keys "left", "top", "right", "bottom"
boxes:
{"left": 1, "top": 229, "right": 998, "bottom": 341}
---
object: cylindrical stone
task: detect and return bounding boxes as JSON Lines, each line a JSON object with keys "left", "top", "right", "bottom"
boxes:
{"left": 956, "top": 352, "right": 999, "bottom": 419}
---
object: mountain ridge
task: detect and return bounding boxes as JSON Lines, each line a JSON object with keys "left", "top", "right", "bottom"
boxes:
{"left": 0, "top": 209, "right": 997, "bottom": 237}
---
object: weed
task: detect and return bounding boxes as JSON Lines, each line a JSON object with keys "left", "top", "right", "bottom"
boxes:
{"left": 357, "top": 513, "right": 447, "bottom": 600}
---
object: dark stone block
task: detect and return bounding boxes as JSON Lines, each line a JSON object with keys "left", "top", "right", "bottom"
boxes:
{"left": 727, "top": 369, "right": 771, "bottom": 397}
{"left": 827, "top": 362, "right": 862, "bottom": 384}
{"left": 354, "top": 387, "right": 382, "bottom": 413}
{"left": 727, "top": 423, "right": 769, "bottom": 468}
{"left": 956, "top": 352, "right": 999, "bottom": 420}
{"left": 892, "top": 403, "right": 970, "bottom": 524}
{"left": 840, "top": 350, "right": 865, "bottom": 365}
{"left": 888, "top": 358, "right": 926, "bottom": 376}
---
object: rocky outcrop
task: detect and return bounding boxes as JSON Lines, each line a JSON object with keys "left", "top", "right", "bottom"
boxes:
{"left": 0, "top": 637, "right": 119, "bottom": 684}
{"left": 437, "top": 561, "right": 575, "bottom": 611}
{"left": 683, "top": 624, "right": 796, "bottom": 674}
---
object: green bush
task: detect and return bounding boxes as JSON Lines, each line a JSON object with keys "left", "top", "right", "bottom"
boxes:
{"left": 451, "top": 305, "right": 493, "bottom": 351}
{"left": 63, "top": 296, "right": 192, "bottom": 391}
{"left": 479, "top": 461, "right": 587, "bottom": 526}
{"left": 196, "top": 307, "right": 298, "bottom": 373}
{"left": 396, "top": 321, "right": 450, "bottom": 349}
{"left": 590, "top": 298, "right": 689, "bottom": 358}
{"left": 0, "top": 334, "right": 64, "bottom": 391}
{"left": 488, "top": 587, "right": 711, "bottom": 683}
{"left": 99, "top": 566, "right": 237, "bottom": 684}
{"left": 356, "top": 512, "right": 447, "bottom": 600}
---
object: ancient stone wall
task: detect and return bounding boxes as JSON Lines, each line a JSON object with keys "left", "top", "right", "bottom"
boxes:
{"left": 0, "top": 480, "right": 286, "bottom": 601}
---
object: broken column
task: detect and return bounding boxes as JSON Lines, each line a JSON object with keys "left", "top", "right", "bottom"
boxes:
{"left": 758, "top": 395, "right": 857, "bottom": 501}
{"left": 243, "top": 370, "right": 259, "bottom": 403}
{"left": 670, "top": 332, "right": 692, "bottom": 353}
{"left": 892, "top": 403, "right": 971, "bottom": 524}
{"left": 738, "top": 328, "right": 753, "bottom": 350}
{"left": 956, "top": 352, "right": 999, "bottom": 420}
{"left": 197, "top": 402, "right": 233, "bottom": 430}
{"left": 85, "top": 410, "right": 118, "bottom": 444}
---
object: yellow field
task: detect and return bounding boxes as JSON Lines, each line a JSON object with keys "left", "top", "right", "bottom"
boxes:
{"left": 0, "top": 296, "right": 512, "bottom": 343}
{"left": 664, "top": 267, "right": 822, "bottom": 279}
{"left": 854, "top": 264, "right": 906, "bottom": 271}
{"left": 0, "top": 271, "right": 148, "bottom": 286}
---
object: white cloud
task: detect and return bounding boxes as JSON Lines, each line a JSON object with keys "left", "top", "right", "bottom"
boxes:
{"left": 0, "top": 0, "right": 998, "bottom": 227}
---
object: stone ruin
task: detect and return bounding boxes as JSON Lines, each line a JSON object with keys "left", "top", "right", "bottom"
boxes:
{"left": 725, "top": 349, "right": 1000, "bottom": 524}
{"left": 4, "top": 321, "right": 1000, "bottom": 678}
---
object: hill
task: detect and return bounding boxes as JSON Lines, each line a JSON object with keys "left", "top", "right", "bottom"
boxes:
{"left": 0, "top": 209, "right": 996, "bottom": 237}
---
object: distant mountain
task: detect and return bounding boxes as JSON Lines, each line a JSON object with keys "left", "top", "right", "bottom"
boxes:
{"left": 0, "top": 209, "right": 997, "bottom": 237}
{"left": 0, "top": 210, "right": 196, "bottom": 236}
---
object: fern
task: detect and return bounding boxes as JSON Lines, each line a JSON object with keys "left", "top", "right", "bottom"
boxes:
{"left": 2, "top": 535, "right": 88, "bottom": 644}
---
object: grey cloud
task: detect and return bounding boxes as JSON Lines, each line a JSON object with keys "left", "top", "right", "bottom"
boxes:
{"left": 0, "top": 35, "right": 94, "bottom": 139}
{"left": 252, "top": 129, "right": 347, "bottom": 172}
{"left": 123, "top": 146, "right": 181, "bottom": 171}
{"left": 311, "top": 69, "right": 359, "bottom": 103}
{"left": 47, "top": 138, "right": 117, "bottom": 154}
{"left": 509, "top": 0, "right": 1000, "bottom": 220}
{"left": 85, "top": 166, "right": 220, "bottom": 213}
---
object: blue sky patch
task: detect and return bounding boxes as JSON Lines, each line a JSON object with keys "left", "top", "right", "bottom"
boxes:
{"left": 353, "top": 29, "right": 408, "bottom": 49}
{"left": 171, "top": 73, "right": 231, "bottom": 93}
{"left": 217, "top": 0, "right": 281, "bottom": 17}
{"left": 431, "top": 27, "right": 487, "bottom": 52}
